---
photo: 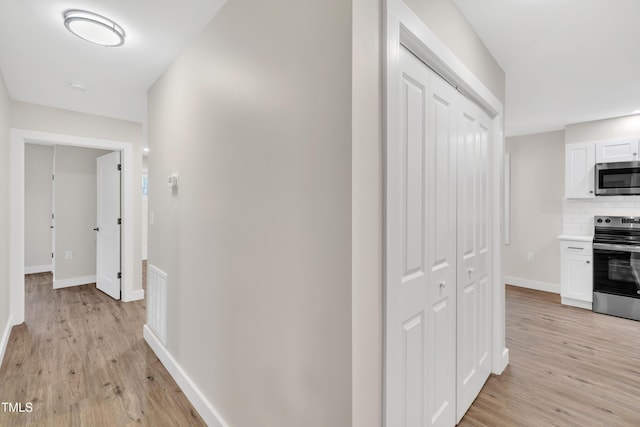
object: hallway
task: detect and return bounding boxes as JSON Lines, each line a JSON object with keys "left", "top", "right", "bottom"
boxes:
{"left": 0, "top": 273, "right": 204, "bottom": 426}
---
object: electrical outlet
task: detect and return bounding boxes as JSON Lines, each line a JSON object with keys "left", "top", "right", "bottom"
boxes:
{"left": 65, "top": 250, "right": 73, "bottom": 260}
{"left": 527, "top": 251, "right": 535, "bottom": 262}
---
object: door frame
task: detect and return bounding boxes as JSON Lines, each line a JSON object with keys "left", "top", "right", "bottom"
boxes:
{"left": 10, "top": 128, "right": 137, "bottom": 325}
{"left": 384, "top": 0, "right": 508, "bottom": 423}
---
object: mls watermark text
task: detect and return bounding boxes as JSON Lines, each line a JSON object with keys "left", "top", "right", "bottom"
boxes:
{"left": 1, "top": 402, "right": 33, "bottom": 413}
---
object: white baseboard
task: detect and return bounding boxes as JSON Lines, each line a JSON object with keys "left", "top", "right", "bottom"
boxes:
{"left": 143, "top": 325, "right": 228, "bottom": 427}
{"left": 24, "top": 264, "right": 52, "bottom": 274}
{"left": 124, "top": 289, "right": 145, "bottom": 302}
{"left": 53, "top": 275, "right": 97, "bottom": 289}
{"left": 505, "top": 276, "right": 560, "bottom": 294}
{"left": 493, "top": 348, "right": 509, "bottom": 375}
{"left": 561, "top": 297, "right": 592, "bottom": 310}
{"left": 0, "top": 314, "right": 13, "bottom": 369}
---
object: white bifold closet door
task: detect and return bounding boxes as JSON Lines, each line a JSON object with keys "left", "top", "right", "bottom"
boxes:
{"left": 456, "top": 89, "right": 492, "bottom": 422}
{"left": 388, "top": 46, "right": 491, "bottom": 427}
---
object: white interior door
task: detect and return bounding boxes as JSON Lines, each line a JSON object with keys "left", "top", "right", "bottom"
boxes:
{"left": 96, "top": 151, "right": 121, "bottom": 300}
{"left": 387, "top": 46, "right": 494, "bottom": 427}
{"left": 456, "top": 98, "right": 492, "bottom": 422}
{"left": 425, "top": 66, "right": 458, "bottom": 427}
{"left": 386, "top": 47, "right": 458, "bottom": 427}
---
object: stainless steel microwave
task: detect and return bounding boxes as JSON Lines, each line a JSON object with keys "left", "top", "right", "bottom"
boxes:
{"left": 595, "top": 161, "right": 640, "bottom": 195}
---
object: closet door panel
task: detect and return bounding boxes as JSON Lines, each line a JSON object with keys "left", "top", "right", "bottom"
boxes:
{"left": 425, "top": 72, "right": 457, "bottom": 427}
{"left": 392, "top": 47, "right": 430, "bottom": 427}
{"left": 456, "top": 100, "right": 492, "bottom": 422}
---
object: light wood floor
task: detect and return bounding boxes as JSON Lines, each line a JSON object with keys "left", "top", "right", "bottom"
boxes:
{"left": 0, "top": 272, "right": 205, "bottom": 427}
{"left": 3, "top": 280, "right": 640, "bottom": 426}
{"left": 460, "top": 285, "right": 640, "bottom": 426}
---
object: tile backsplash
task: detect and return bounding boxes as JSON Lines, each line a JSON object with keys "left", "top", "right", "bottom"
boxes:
{"left": 563, "top": 196, "right": 640, "bottom": 235}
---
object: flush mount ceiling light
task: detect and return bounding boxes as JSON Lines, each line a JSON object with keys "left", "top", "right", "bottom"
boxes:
{"left": 63, "top": 9, "right": 125, "bottom": 47}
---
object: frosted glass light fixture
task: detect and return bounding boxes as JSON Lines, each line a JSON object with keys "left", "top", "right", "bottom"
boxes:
{"left": 63, "top": 10, "right": 125, "bottom": 47}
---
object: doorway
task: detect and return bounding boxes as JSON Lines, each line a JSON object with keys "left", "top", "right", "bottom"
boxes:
{"left": 10, "top": 129, "right": 139, "bottom": 325}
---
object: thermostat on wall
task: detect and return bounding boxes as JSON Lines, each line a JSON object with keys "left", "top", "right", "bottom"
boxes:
{"left": 167, "top": 173, "right": 179, "bottom": 190}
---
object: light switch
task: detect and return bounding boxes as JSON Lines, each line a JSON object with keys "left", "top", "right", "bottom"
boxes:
{"left": 167, "top": 173, "right": 179, "bottom": 190}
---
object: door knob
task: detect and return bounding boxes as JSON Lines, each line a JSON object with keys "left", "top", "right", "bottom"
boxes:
{"left": 93, "top": 227, "right": 100, "bottom": 232}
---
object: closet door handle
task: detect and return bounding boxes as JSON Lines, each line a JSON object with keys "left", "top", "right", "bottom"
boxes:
{"left": 93, "top": 227, "right": 100, "bottom": 232}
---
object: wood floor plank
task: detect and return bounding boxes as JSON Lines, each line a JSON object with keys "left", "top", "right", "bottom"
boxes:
{"left": 460, "top": 285, "right": 640, "bottom": 427}
{"left": 0, "top": 272, "right": 205, "bottom": 427}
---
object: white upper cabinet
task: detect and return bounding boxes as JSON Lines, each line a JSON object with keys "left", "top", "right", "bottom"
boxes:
{"left": 595, "top": 138, "right": 639, "bottom": 163}
{"left": 565, "top": 142, "right": 595, "bottom": 198}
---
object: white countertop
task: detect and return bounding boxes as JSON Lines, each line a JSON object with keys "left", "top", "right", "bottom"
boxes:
{"left": 557, "top": 234, "right": 593, "bottom": 242}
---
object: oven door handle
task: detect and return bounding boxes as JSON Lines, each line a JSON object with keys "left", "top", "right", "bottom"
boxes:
{"left": 593, "top": 242, "right": 640, "bottom": 253}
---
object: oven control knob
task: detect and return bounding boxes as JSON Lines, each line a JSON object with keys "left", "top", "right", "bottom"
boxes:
{"left": 605, "top": 218, "right": 611, "bottom": 223}
{"left": 597, "top": 218, "right": 603, "bottom": 223}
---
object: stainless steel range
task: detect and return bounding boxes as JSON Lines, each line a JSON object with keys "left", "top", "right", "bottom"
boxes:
{"left": 593, "top": 216, "right": 640, "bottom": 320}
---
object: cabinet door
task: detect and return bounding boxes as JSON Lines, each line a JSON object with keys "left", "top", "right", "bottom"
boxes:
{"left": 564, "top": 254, "right": 593, "bottom": 302}
{"left": 561, "top": 242, "right": 593, "bottom": 306}
{"left": 565, "top": 142, "right": 595, "bottom": 198}
{"left": 595, "top": 138, "right": 639, "bottom": 163}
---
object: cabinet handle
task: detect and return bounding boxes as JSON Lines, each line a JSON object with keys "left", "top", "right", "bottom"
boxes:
{"left": 589, "top": 190, "right": 594, "bottom": 194}
{"left": 568, "top": 246, "right": 584, "bottom": 250}
{"left": 586, "top": 260, "right": 591, "bottom": 264}
{"left": 439, "top": 281, "right": 446, "bottom": 289}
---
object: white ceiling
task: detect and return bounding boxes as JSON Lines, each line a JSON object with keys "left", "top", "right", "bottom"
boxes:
{"left": 2, "top": 1, "right": 638, "bottom": 135}
{"left": 0, "top": 0, "right": 226, "bottom": 123}
{"left": 454, "top": 0, "right": 640, "bottom": 137}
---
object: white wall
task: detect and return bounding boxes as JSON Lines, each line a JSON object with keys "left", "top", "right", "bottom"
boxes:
{"left": 24, "top": 144, "right": 53, "bottom": 272}
{"left": 352, "top": 0, "right": 383, "bottom": 426}
{"left": 11, "top": 101, "right": 144, "bottom": 292}
{"left": 404, "top": 0, "right": 505, "bottom": 104}
{"left": 565, "top": 114, "right": 640, "bottom": 144}
{"left": 54, "top": 146, "right": 112, "bottom": 284}
{"left": 0, "top": 67, "right": 11, "bottom": 359}
{"left": 504, "top": 131, "right": 564, "bottom": 291}
{"left": 147, "top": 1, "right": 352, "bottom": 425}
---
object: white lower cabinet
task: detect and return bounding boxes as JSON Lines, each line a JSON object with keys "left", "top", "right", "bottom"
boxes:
{"left": 560, "top": 239, "right": 593, "bottom": 309}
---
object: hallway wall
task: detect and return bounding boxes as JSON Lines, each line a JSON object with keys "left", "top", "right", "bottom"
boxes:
{"left": 352, "top": 0, "right": 383, "bottom": 426}
{"left": 147, "top": 0, "right": 352, "bottom": 425}
{"left": 0, "top": 67, "right": 10, "bottom": 358}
